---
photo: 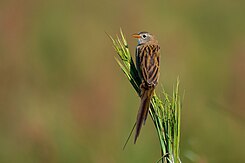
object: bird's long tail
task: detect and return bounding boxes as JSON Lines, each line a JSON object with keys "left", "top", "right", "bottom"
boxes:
{"left": 134, "top": 86, "right": 154, "bottom": 144}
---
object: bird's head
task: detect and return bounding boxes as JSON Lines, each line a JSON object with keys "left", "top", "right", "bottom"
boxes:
{"left": 132, "top": 32, "right": 157, "bottom": 45}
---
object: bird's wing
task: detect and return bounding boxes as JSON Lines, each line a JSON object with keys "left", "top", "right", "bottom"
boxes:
{"left": 137, "top": 44, "right": 160, "bottom": 88}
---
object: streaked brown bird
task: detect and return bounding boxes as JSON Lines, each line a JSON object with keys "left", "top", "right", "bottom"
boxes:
{"left": 132, "top": 32, "right": 160, "bottom": 143}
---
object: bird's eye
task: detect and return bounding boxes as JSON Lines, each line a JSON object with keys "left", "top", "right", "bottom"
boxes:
{"left": 142, "top": 34, "right": 147, "bottom": 39}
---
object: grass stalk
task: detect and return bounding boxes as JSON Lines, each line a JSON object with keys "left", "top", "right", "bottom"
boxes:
{"left": 109, "top": 29, "right": 182, "bottom": 163}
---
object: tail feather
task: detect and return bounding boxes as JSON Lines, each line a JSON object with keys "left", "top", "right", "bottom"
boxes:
{"left": 134, "top": 87, "right": 154, "bottom": 144}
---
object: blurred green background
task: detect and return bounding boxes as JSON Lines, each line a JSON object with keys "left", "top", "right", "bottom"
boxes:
{"left": 0, "top": 0, "right": 245, "bottom": 162}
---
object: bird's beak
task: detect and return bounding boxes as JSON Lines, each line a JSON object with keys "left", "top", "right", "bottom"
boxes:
{"left": 132, "top": 34, "right": 141, "bottom": 38}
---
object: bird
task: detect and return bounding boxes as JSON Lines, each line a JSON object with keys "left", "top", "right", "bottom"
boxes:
{"left": 132, "top": 32, "right": 160, "bottom": 144}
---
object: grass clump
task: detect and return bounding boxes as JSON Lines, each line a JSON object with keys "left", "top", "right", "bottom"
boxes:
{"left": 109, "top": 29, "right": 182, "bottom": 163}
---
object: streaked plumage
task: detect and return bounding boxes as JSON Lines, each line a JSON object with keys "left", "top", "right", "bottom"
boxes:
{"left": 132, "top": 32, "right": 160, "bottom": 143}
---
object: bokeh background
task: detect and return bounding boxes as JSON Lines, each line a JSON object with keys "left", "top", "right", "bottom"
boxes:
{"left": 1, "top": 0, "right": 245, "bottom": 162}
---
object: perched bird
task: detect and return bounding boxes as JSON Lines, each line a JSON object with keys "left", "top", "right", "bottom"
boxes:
{"left": 132, "top": 32, "right": 160, "bottom": 143}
